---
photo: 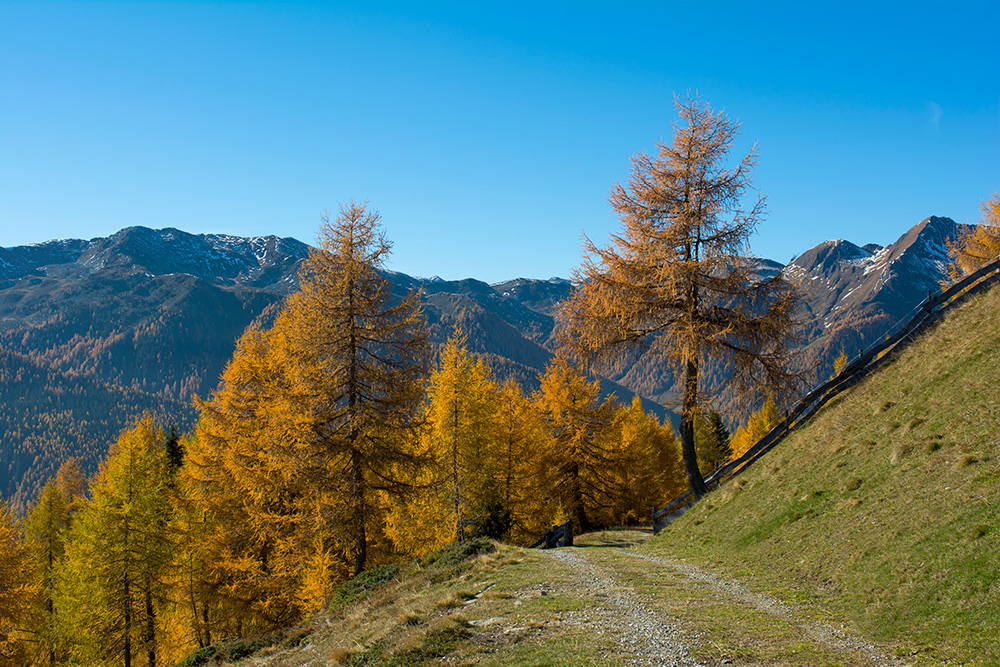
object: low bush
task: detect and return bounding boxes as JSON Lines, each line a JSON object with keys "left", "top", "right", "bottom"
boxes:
{"left": 330, "top": 562, "right": 401, "bottom": 610}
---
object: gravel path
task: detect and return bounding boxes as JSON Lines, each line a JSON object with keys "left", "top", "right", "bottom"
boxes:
{"left": 544, "top": 549, "right": 704, "bottom": 667}
{"left": 542, "top": 545, "right": 910, "bottom": 667}
{"left": 623, "top": 551, "right": 910, "bottom": 667}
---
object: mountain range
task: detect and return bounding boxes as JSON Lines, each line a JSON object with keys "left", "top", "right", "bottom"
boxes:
{"left": 0, "top": 215, "right": 968, "bottom": 511}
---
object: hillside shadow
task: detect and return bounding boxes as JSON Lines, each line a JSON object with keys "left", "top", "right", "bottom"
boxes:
{"left": 571, "top": 528, "right": 652, "bottom": 549}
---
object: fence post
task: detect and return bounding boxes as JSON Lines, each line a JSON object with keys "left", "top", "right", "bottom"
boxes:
{"left": 562, "top": 519, "right": 573, "bottom": 547}
{"left": 544, "top": 526, "right": 557, "bottom": 549}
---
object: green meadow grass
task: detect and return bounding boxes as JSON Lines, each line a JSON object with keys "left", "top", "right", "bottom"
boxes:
{"left": 647, "top": 284, "right": 1000, "bottom": 665}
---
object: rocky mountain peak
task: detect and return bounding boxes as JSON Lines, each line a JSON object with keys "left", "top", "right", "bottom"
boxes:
{"left": 2, "top": 226, "right": 311, "bottom": 292}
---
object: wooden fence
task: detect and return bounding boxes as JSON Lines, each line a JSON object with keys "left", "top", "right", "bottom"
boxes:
{"left": 529, "top": 519, "right": 574, "bottom": 549}
{"left": 653, "top": 255, "right": 1000, "bottom": 534}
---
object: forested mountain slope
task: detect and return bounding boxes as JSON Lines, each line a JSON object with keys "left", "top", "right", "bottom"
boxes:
{"left": 0, "top": 228, "right": 653, "bottom": 510}
{"left": 0, "top": 345, "right": 190, "bottom": 514}
{"left": 0, "top": 228, "right": 305, "bottom": 510}
{"left": 649, "top": 279, "right": 1000, "bottom": 664}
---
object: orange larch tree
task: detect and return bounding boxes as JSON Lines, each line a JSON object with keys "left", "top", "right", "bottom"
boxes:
{"left": 534, "top": 353, "right": 618, "bottom": 533}
{"left": 281, "top": 201, "right": 431, "bottom": 576}
{"left": 561, "top": 95, "right": 802, "bottom": 499}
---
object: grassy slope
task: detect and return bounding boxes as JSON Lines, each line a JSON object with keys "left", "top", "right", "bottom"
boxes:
{"left": 647, "top": 283, "right": 1000, "bottom": 665}
{"left": 193, "top": 531, "right": 913, "bottom": 667}
{"left": 178, "top": 539, "right": 615, "bottom": 667}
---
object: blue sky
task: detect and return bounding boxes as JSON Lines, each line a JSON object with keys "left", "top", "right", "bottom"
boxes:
{"left": 2, "top": 1, "right": 998, "bottom": 282}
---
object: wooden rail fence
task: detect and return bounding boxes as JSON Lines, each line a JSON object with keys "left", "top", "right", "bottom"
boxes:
{"left": 653, "top": 255, "right": 1000, "bottom": 534}
{"left": 528, "top": 519, "right": 574, "bottom": 549}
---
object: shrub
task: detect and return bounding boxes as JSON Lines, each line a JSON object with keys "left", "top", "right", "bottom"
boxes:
{"left": 329, "top": 562, "right": 401, "bottom": 610}
{"left": 421, "top": 537, "right": 495, "bottom": 569}
{"left": 174, "top": 644, "right": 218, "bottom": 667}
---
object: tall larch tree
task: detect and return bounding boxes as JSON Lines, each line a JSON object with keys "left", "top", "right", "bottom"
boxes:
{"left": 534, "top": 353, "right": 618, "bottom": 533}
{"left": 945, "top": 192, "right": 1000, "bottom": 283}
{"left": 607, "top": 396, "right": 681, "bottom": 525}
{"left": 189, "top": 199, "right": 432, "bottom": 616}
{"left": 57, "top": 416, "right": 175, "bottom": 667}
{"left": 170, "top": 434, "right": 216, "bottom": 649}
{"left": 561, "top": 95, "right": 802, "bottom": 499}
{"left": 424, "top": 332, "right": 509, "bottom": 542}
{"left": 281, "top": 200, "right": 431, "bottom": 576}
{"left": 188, "top": 323, "right": 320, "bottom": 635}
{"left": 21, "top": 457, "right": 85, "bottom": 667}
{"left": 495, "top": 377, "right": 548, "bottom": 542}
{"left": 22, "top": 483, "right": 66, "bottom": 667}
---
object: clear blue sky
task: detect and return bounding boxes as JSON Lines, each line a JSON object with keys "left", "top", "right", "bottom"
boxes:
{"left": 2, "top": 1, "right": 998, "bottom": 282}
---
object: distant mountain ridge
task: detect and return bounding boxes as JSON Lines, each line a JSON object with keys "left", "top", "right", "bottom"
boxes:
{"left": 0, "top": 216, "right": 969, "bottom": 511}
{"left": 0, "top": 226, "right": 311, "bottom": 288}
{"left": 0, "top": 227, "right": 313, "bottom": 511}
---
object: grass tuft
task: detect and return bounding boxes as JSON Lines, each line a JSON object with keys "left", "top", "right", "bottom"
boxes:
{"left": 398, "top": 610, "right": 422, "bottom": 626}
{"left": 890, "top": 443, "right": 912, "bottom": 464}
{"left": 842, "top": 477, "right": 863, "bottom": 492}
{"left": 957, "top": 453, "right": 978, "bottom": 468}
{"left": 420, "top": 537, "right": 495, "bottom": 569}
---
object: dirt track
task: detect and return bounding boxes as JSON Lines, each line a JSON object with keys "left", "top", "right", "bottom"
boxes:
{"left": 540, "top": 539, "right": 908, "bottom": 667}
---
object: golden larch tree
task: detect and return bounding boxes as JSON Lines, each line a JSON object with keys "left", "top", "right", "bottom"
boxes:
{"left": 56, "top": 415, "right": 175, "bottom": 667}
{"left": 495, "top": 377, "right": 548, "bottom": 542}
{"left": 422, "top": 332, "right": 505, "bottom": 542}
{"left": 20, "top": 457, "right": 86, "bottom": 667}
{"left": 21, "top": 482, "right": 67, "bottom": 667}
{"left": 534, "top": 352, "right": 618, "bottom": 533}
{"left": 281, "top": 200, "right": 431, "bottom": 576}
{"left": 0, "top": 499, "right": 35, "bottom": 667}
{"left": 561, "top": 95, "right": 802, "bottom": 499}
{"left": 728, "top": 395, "right": 781, "bottom": 460}
{"left": 189, "top": 199, "right": 431, "bottom": 626}
{"left": 187, "top": 322, "right": 313, "bottom": 637}
{"left": 606, "top": 396, "right": 682, "bottom": 525}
